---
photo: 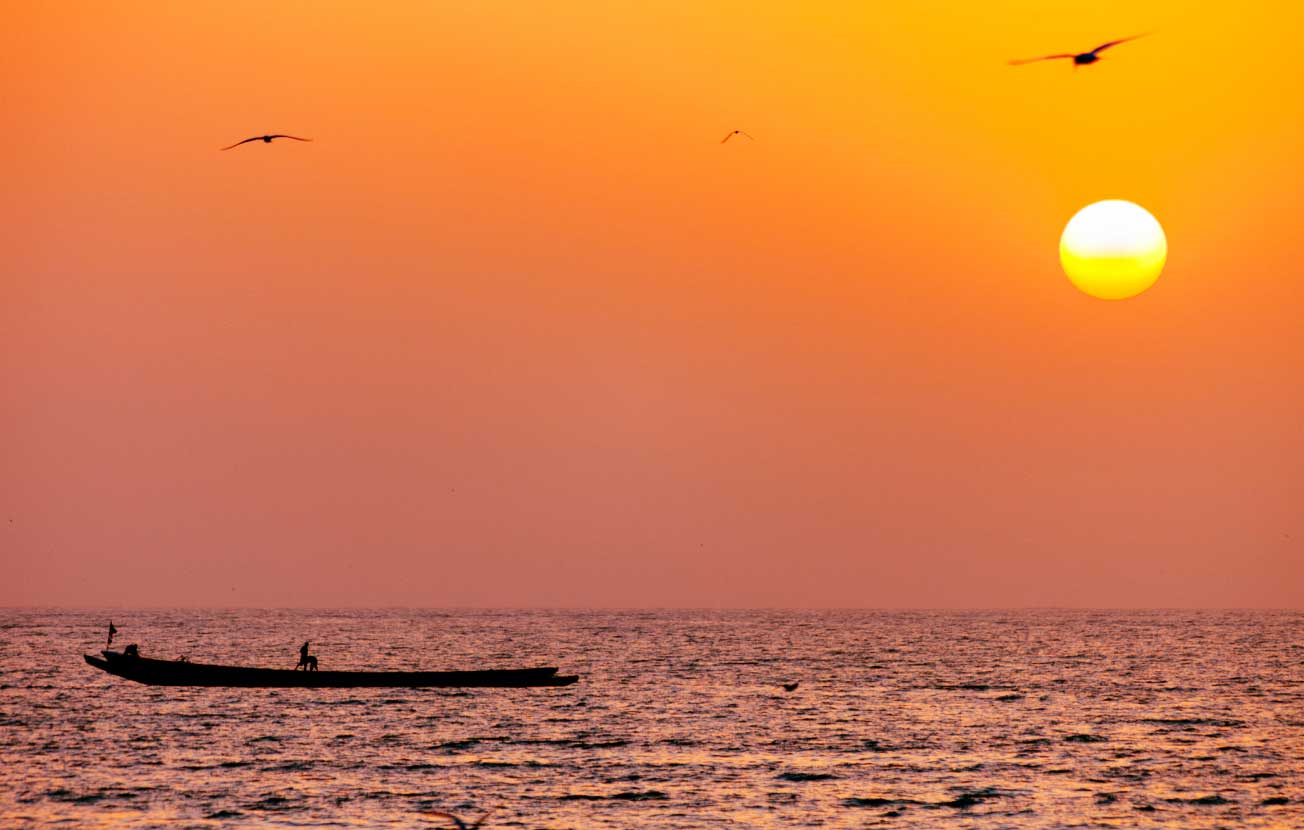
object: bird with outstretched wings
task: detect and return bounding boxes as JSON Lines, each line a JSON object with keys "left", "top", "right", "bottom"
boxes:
{"left": 220, "top": 134, "right": 314, "bottom": 150}
{"left": 422, "top": 810, "right": 494, "bottom": 830}
{"left": 721, "top": 129, "right": 755, "bottom": 143}
{"left": 1009, "top": 34, "right": 1149, "bottom": 66}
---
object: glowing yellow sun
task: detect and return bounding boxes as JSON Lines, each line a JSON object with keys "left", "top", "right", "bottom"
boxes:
{"left": 1060, "top": 200, "right": 1167, "bottom": 300}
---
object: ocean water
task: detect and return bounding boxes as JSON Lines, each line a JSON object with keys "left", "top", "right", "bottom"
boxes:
{"left": 1, "top": 609, "right": 1300, "bottom": 828}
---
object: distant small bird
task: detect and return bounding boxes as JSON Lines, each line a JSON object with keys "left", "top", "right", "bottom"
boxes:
{"left": 1009, "top": 34, "right": 1149, "bottom": 68}
{"left": 220, "top": 134, "right": 313, "bottom": 151}
{"left": 423, "top": 810, "right": 494, "bottom": 830}
{"left": 721, "top": 129, "right": 755, "bottom": 144}
{"left": 782, "top": 681, "right": 799, "bottom": 692}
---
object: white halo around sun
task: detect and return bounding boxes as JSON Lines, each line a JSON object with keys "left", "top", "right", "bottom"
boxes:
{"left": 1060, "top": 200, "right": 1167, "bottom": 300}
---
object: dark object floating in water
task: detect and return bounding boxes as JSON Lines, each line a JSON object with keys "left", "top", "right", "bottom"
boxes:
{"left": 782, "top": 681, "right": 799, "bottom": 692}
{"left": 84, "top": 650, "right": 578, "bottom": 688}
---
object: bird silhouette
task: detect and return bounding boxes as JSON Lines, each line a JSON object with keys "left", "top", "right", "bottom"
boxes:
{"left": 422, "top": 810, "right": 494, "bottom": 830}
{"left": 220, "top": 134, "right": 313, "bottom": 151}
{"left": 783, "top": 681, "right": 799, "bottom": 693}
{"left": 721, "top": 129, "right": 755, "bottom": 144}
{"left": 1009, "top": 34, "right": 1149, "bottom": 68}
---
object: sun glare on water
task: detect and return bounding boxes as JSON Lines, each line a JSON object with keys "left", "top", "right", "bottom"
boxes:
{"left": 1060, "top": 200, "right": 1167, "bottom": 300}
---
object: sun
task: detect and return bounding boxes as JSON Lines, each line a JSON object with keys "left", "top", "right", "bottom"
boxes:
{"left": 1060, "top": 200, "right": 1167, "bottom": 300}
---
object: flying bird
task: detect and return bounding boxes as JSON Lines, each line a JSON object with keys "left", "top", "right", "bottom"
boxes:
{"left": 1009, "top": 34, "right": 1149, "bottom": 68}
{"left": 721, "top": 129, "right": 755, "bottom": 144}
{"left": 220, "top": 134, "right": 313, "bottom": 151}
{"left": 422, "top": 810, "right": 494, "bottom": 830}
{"left": 782, "top": 681, "right": 799, "bottom": 693}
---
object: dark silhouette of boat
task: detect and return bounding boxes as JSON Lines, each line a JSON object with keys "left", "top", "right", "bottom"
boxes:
{"left": 84, "top": 650, "right": 579, "bottom": 688}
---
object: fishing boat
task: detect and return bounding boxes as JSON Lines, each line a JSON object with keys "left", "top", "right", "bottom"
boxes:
{"left": 84, "top": 650, "right": 579, "bottom": 688}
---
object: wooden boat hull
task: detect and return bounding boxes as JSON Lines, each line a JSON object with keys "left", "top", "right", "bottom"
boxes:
{"left": 84, "top": 651, "right": 579, "bottom": 688}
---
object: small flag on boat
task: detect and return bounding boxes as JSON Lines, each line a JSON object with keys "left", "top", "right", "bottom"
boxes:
{"left": 107, "top": 621, "right": 117, "bottom": 648}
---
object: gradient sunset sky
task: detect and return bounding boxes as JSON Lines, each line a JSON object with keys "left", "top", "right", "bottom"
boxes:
{"left": 4, "top": 2, "right": 1301, "bottom": 607}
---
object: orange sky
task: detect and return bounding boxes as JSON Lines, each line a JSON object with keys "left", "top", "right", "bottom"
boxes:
{"left": 3, "top": 2, "right": 1301, "bottom": 607}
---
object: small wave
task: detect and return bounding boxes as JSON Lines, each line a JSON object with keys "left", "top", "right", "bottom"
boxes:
{"left": 934, "top": 787, "right": 1010, "bottom": 809}
{"left": 1166, "top": 794, "right": 1233, "bottom": 805}
{"left": 570, "top": 739, "right": 629, "bottom": 749}
{"left": 559, "top": 790, "right": 668, "bottom": 802}
{"left": 1263, "top": 797, "right": 1290, "bottom": 805}
{"left": 1063, "top": 733, "right": 1107, "bottom": 743}
{"left": 206, "top": 810, "right": 244, "bottom": 819}
{"left": 776, "top": 772, "right": 838, "bottom": 782}
{"left": 46, "top": 788, "right": 138, "bottom": 804}
{"left": 248, "top": 795, "right": 294, "bottom": 811}
{"left": 845, "top": 797, "right": 922, "bottom": 808}
{"left": 1140, "top": 717, "right": 1246, "bottom": 728}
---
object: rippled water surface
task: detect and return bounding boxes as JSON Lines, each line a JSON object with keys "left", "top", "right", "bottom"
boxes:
{"left": 1, "top": 609, "right": 1301, "bottom": 828}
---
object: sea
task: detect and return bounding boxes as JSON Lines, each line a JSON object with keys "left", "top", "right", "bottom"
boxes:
{"left": 1, "top": 609, "right": 1301, "bottom": 828}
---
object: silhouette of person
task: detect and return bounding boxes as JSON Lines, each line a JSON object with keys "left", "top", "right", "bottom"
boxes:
{"left": 298, "top": 641, "right": 310, "bottom": 669}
